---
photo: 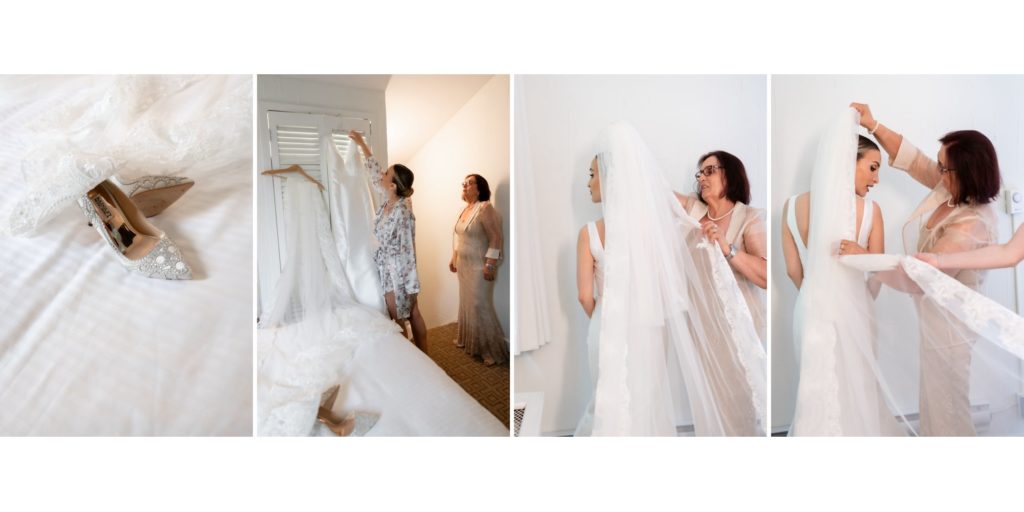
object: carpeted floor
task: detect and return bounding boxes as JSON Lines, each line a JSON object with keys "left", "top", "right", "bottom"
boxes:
{"left": 426, "top": 322, "right": 510, "bottom": 428}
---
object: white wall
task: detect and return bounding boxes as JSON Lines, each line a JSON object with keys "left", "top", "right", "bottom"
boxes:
{"left": 771, "top": 75, "right": 1024, "bottom": 434}
{"left": 514, "top": 75, "right": 768, "bottom": 434}
{"left": 256, "top": 75, "right": 388, "bottom": 315}
{"left": 402, "top": 76, "right": 511, "bottom": 332}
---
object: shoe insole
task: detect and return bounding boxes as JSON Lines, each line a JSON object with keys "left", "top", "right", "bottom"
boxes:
{"left": 88, "top": 188, "right": 159, "bottom": 260}
{"left": 133, "top": 182, "right": 194, "bottom": 217}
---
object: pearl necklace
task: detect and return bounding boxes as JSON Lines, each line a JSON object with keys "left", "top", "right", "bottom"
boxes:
{"left": 707, "top": 204, "right": 736, "bottom": 222}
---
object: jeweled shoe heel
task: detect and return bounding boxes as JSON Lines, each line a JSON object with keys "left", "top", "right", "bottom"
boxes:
{"left": 113, "top": 175, "right": 195, "bottom": 218}
{"left": 78, "top": 179, "right": 193, "bottom": 280}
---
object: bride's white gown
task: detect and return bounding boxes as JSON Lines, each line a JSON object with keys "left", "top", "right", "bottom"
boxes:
{"left": 575, "top": 221, "right": 605, "bottom": 436}
{"left": 788, "top": 194, "right": 903, "bottom": 435}
{"left": 788, "top": 195, "right": 873, "bottom": 361}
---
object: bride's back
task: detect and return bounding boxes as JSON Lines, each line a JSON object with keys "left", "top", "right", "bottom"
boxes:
{"left": 789, "top": 192, "right": 871, "bottom": 249}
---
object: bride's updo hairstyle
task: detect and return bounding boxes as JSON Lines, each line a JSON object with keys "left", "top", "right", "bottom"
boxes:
{"left": 939, "top": 130, "right": 1001, "bottom": 206}
{"left": 393, "top": 164, "right": 415, "bottom": 198}
{"left": 857, "top": 135, "right": 879, "bottom": 159}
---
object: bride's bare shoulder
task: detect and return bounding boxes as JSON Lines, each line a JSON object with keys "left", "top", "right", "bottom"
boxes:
{"left": 787, "top": 192, "right": 810, "bottom": 210}
{"left": 578, "top": 218, "right": 605, "bottom": 233}
{"left": 674, "top": 191, "right": 696, "bottom": 209}
{"left": 578, "top": 219, "right": 605, "bottom": 247}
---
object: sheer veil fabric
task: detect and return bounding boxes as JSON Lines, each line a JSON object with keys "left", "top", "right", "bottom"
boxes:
{"left": 789, "top": 109, "right": 907, "bottom": 436}
{"left": 591, "top": 122, "right": 765, "bottom": 436}
{"left": 841, "top": 230, "right": 1024, "bottom": 435}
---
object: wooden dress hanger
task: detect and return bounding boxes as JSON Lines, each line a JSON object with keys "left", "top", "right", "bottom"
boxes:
{"left": 261, "top": 164, "right": 324, "bottom": 191}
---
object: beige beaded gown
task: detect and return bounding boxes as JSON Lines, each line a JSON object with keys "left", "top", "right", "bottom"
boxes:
{"left": 455, "top": 202, "right": 509, "bottom": 364}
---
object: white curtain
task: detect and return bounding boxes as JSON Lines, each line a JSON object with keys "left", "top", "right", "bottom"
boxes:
{"left": 512, "top": 76, "right": 552, "bottom": 355}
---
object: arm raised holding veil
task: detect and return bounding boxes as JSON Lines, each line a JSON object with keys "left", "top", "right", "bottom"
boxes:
{"left": 848, "top": 103, "right": 942, "bottom": 189}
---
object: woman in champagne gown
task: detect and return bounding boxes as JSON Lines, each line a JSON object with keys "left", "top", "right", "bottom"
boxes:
{"left": 451, "top": 173, "right": 508, "bottom": 365}
{"left": 676, "top": 151, "right": 767, "bottom": 344}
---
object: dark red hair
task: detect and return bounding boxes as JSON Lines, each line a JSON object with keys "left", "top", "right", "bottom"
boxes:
{"left": 940, "top": 130, "right": 1000, "bottom": 205}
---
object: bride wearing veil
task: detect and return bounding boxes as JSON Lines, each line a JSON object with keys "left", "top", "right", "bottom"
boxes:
{"left": 786, "top": 108, "right": 1024, "bottom": 436}
{"left": 783, "top": 109, "right": 906, "bottom": 436}
{"left": 576, "top": 122, "right": 765, "bottom": 436}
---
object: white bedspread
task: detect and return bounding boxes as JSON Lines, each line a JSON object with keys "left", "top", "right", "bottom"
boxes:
{"left": 0, "top": 76, "right": 253, "bottom": 435}
{"left": 258, "top": 329, "right": 507, "bottom": 437}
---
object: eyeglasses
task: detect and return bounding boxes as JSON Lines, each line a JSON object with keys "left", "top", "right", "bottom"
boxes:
{"left": 694, "top": 165, "right": 724, "bottom": 180}
{"left": 938, "top": 162, "right": 956, "bottom": 174}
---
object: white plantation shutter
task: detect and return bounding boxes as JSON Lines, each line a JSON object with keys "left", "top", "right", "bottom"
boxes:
{"left": 275, "top": 124, "right": 321, "bottom": 168}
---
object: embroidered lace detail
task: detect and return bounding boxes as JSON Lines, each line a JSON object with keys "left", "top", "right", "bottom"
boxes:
{"left": 2, "top": 75, "right": 250, "bottom": 237}
{"left": 115, "top": 175, "right": 194, "bottom": 197}
{"left": 903, "top": 257, "right": 1024, "bottom": 359}
{"left": 698, "top": 238, "right": 767, "bottom": 429}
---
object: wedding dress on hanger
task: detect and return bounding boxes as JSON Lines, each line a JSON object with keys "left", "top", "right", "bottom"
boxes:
{"left": 257, "top": 148, "right": 398, "bottom": 436}
{"left": 325, "top": 139, "right": 386, "bottom": 313}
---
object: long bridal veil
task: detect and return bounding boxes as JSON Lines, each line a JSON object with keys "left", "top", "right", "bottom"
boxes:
{"left": 790, "top": 109, "right": 907, "bottom": 436}
{"left": 593, "top": 122, "right": 766, "bottom": 436}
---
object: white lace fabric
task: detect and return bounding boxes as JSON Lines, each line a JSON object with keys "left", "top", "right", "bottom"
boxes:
{"left": 1, "top": 75, "right": 251, "bottom": 237}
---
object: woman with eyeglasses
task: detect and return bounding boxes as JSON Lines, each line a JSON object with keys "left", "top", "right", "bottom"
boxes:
{"left": 449, "top": 173, "right": 508, "bottom": 366}
{"left": 675, "top": 151, "right": 768, "bottom": 343}
{"left": 849, "top": 103, "right": 1000, "bottom": 436}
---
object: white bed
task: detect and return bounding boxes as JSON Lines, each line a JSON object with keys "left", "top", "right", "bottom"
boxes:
{"left": 0, "top": 76, "right": 253, "bottom": 436}
{"left": 257, "top": 328, "right": 507, "bottom": 437}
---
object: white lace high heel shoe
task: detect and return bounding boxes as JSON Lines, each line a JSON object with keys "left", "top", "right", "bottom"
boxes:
{"left": 78, "top": 179, "right": 193, "bottom": 280}
{"left": 112, "top": 175, "right": 195, "bottom": 217}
